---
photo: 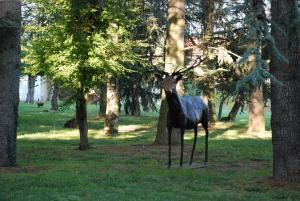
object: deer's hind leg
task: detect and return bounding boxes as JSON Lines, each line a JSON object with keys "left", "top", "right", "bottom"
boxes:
{"left": 190, "top": 127, "right": 198, "bottom": 165}
{"left": 168, "top": 126, "right": 172, "bottom": 168}
{"left": 180, "top": 128, "right": 185, "bottom": 166}
{"left": 201, "top": 120, "right": 209, "bottom": 166}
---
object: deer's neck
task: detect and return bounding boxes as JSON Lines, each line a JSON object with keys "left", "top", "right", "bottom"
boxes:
{"left": 165, "top": 90, "right": 183, "bottom": 112}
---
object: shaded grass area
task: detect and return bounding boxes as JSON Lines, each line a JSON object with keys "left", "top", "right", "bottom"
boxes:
{"left": 1, "top": 103, "right": 299, "bottom": 201}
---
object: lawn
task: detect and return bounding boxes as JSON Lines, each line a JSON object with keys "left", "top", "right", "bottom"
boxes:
{"left": 0, "top": 102, "right": 299, "bottom": 201}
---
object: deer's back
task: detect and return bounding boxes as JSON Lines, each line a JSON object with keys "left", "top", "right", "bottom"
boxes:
{"left": 180, "top": 96, "right": 208, "bottom": 128}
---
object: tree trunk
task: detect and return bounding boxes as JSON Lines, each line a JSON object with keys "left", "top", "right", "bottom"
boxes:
{"left": 104, "top": 74, "right": 119, "bottom": 135}
{"left": 218, "top": 95, "right": 227, "bottom": 120}
{"left": 50, "top": 80, "right": 60, "bottom": 111}
{"left": 142, "top": 94, "right": 150, "bottom": 112}
{"left": 76, "top": 89, "right": 89, "bottom": 150}
{"left": 203, "top": 84, "right": 217, "bottom": 124}
{"left": 154, "top": 0, "right": 185, "bottom": 145}
{"left": 131, "top": 84, "right": 140, "bottom": 116}
{"left": 226, "top": 94, "right": 243, "bottom": 121}
{"left": 247, "top": 0, "right": 266, "bottom": 134}
{"left": 248, "top": 84, "right": 265, "bottom": 134}
{"left": 124, "top": 94, "right": 131, "bottom": 115}
{"left": 203, "top": 0, "right": 217, "bottom": 124}
{"left": 26, "top": 74, "right": 35, "bottom": 104}
{"left": 0, "top": 0, "right": 21, "bottom": 167}
{"left": 99, "top": 82, "right": 107, "bottom": 117}
{"left": 270, "top": 0, "right": 300, "bottom": 182}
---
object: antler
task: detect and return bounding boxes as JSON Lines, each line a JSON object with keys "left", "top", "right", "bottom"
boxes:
{"left": 172, "top": 56, "right": 206, "bottom": 75}
{"left": 148, "top": 63, "right": 169, "bottom": 76}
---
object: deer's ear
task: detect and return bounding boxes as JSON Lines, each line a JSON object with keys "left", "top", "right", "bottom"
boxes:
{"left": 175, "top": 74, "right": 183, "bottom": 82}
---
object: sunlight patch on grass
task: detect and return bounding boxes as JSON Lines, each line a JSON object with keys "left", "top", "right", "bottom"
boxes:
{"left": 18, "top": 130, "right": 80, "bottom": 140}
{"left": 119, "top": 124, "right": 151, "bottom": 133}
{"left": 214, "top": 129, "right": 271, "bottom": 140}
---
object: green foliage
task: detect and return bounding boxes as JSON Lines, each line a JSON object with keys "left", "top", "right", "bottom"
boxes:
{"left": 21, "top": 0, "right": 144, "bottom": 90}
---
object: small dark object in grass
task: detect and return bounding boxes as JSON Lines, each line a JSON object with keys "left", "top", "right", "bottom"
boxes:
{"left": 42, "top": 110, "right": 49, "bottom": 112}
{"left": 64, "top": 117, "right": 78, "bottom": 128}
{"left": 36, "top": 99, "right": 44, "bottom": 108}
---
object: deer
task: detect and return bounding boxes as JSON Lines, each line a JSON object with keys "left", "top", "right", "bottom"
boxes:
{"left": 154, "top": 59, "right": 209, "bottom": 168}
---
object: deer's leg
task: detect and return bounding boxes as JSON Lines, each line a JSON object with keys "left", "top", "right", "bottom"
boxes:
{"left": 180, "top": 128, "right": 185, "bottom": 166}
{"left": 168, "top": 126, "right": 172, "bottom": 168}
{"left": 190, "top": 127, "right": 198, "bottom": 165}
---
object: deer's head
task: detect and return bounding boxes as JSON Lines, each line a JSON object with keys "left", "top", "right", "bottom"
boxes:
{"left": 162, "top": 74, "right": 183, "bottom": 93}
{"left": 153, "top": 58, "right": 203, "bottom": 93}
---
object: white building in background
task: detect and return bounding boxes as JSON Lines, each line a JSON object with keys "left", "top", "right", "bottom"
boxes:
{"left": 19, "top": 76, "right": 49, "bottom": 102}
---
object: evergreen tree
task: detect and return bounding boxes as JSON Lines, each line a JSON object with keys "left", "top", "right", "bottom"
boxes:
{"left": 0, "top": 0, "right": 21, "bottom": 166}
{"left": 270, "top": 0, "right": 300, "bottom": 182}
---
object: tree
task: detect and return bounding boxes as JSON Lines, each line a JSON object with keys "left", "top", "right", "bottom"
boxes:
{"left": 0, "top": 0, "right": 21, "bottom": 166}
{"left": 154, "top": 0, "right": 185, "bottom": 145}
{"left": 247, "top": 0, "right": 266, "bottom": 134}
{"left": 270, "top": 0, "right": 300, "bottom": 182}
{"left": 98, "top": 82, "right": 107, "bottom": 117}
{"left": 202, "top": 0, "right": 217, "bottom": 124}
{"left": 26, "top": 74, "right": 35, "bottom": 104}
{"left": 104, "top": 74, "right": 119, "bottom": 134}
{"left": 50, "top": 80, "right": 60, "bottom": 111}
{"left": 104, "top": 22, "right": 119, "bottom": 135}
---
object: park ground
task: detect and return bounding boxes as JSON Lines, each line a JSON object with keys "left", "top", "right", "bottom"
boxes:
{"left": 0, "top": 103, "right": 300, "bottom": 201}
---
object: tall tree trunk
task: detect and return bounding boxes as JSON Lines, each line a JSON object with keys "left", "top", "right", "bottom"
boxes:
{"left": 203, "top": 0, "right": 217, "bottom": 124}
{"left": 203, "top": 84, "right": 216, "bottom": 124}
{"left": 76, "top": 89, "right": 89, "bottom": 150}
{"left": 98, "top": 82, "right": 107, "bottom": 117}
{"left": 50, "top": 80, "right": 60, "bottom": 111}
{"left": 104, "top": 74, "right": 119, "bottom": 135}
{"left": 270, "top": 0, "right": 300, "bottom": 182}
{"left": 218, "top": 95, "right": 227, "bottom": 120}
{"left": 142, "top": 94, "right": 150, "bottom": 112}
{"left": 104, "top": 22, "right": 119, "bottom": 135}
{"left": 248, "top": 84, "right": 265, "bottom": 133}
{"left": 226, "top": 94, "right": 243, "bottom": 121}
{"left": 26, "top": 74, "right": 35, "bottom": 104}
{"left": 131, "top": 84, "right": 140, "bottom": 116}
{"left": 154, "top": 0, "right": 185, "bottom": 145}
{"left": 124, "top": 93, "right": 131, "bottom": 115}
{"left": 0, "top": 0, "right": 21, "bottom": 167}
{"left": 247, "top": 0, "right": 266, "bottom": 134}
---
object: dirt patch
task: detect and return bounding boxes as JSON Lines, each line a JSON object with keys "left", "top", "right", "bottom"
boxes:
{"left": 264, "top": 176, "right": 300, "bottom": 189}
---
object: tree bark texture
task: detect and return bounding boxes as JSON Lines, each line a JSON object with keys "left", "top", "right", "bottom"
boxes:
{"left": 76, "top": 89, "right": 89, "bottom": 150}
{"left": 131, "top": 84, "right": 140, "bottom": 116}
{"left": 26, "top": 74, "right": 35, "bottom": 104}
{"left": 203, "top": 0, "right": 217, "bottom": 124}
{"left": 141, "top": 94, "right": 150, "bottom": 112}
{"left": 99, "top": 82, "right": 107, "bottom": 117}
{"left": 247, "top": 0, "right": 266, "bottom": 134}
{"left": 248, "top": 84, "right": 265, "bottom": 134}
{"left": 154, "top": 0, "right": 185, "bottom": 145}
{"left": 203, "top": 84, "right": 216, "bottom": 124}
{"left": 105, "top": 74, "right": 119, "bottom": 135}
{"left": 270, "top": 0, "right": 300, "bottom": 182}
{"left": 218, "top": 96, "right": 227, "bottom": 120}
{"left": 50, "top": 80, "right": 60, "bottom": 111}
{"left": 0, "top": 0, "right": 21, "bottom": 167}
{"left": 226, "top": 94, "right": 243, "bottom": 122}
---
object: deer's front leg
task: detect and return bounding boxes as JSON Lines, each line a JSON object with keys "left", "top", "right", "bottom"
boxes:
{"left": 168, "top": 126, "right": 172, "bottom": 168}
{"left": 180, "top": 128, "right": 185, "bottom": 166}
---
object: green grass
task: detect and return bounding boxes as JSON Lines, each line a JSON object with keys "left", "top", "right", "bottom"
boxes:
{"left": 0, "top": 102, "right": 299, "bottom": 201}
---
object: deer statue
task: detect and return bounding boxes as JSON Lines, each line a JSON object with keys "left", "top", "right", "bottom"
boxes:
{"left": 155, "top": 60, "right": 209, "bottom": 168}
